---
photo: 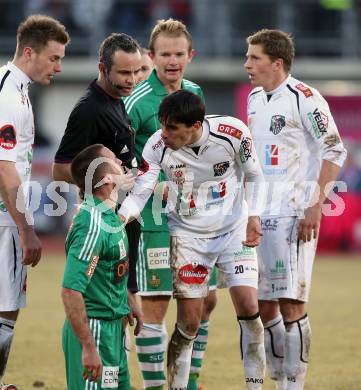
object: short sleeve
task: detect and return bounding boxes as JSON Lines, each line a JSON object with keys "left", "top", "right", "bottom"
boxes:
{"left": 62, "top": 208, "right": 104, "bottom": 293}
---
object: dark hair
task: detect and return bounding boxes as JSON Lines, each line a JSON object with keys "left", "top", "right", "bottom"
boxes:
{"left": 16, "top": 14, "right": 70, "bottom": 56}
{"left": 158, "top": 90, "right": 205, "bottom": 127}
{"left": 71, "top": 144, "right": 110, "bottom": 194}
{"left": 99, "top": 33, "right": 140, "bottom": 73}
{"left": 247, "top": 29, "right": 294, "bottom": 72}
{"left": 149, "top": 18, "right": 192, "bottom": 53}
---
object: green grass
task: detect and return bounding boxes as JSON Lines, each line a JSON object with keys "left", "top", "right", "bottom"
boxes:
{"left": 5, "top": 253, "right": 361, "bottom": 389}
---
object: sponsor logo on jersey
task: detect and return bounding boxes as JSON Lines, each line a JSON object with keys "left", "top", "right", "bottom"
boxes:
{"left": 147, "top": 247, "right": 170, "bottom": 269}
{"left": 234, "top": 246, "right": 256, "bottom": 261}
{"left": 265, "top": 144, "right": 279, "bottom": 166}
{"left": 307, "top": 108, "right": 328, "bottom": 138}
{"left": 270, "top": 115, "right": 286, "bottom": 135}
{"left": 138, "top": 158, "right": 150, "bottom": 176}
{"left": 217, "top": 123, "right": 242, "bottom": 139}
{"left": 150, "top": 272, "right": 161, "bottom": 288}
{"left": 0, "top": 125, "right": 17, "bottom": 150}
{"left": 213, "top": 161, "right": 230, "bottom": 176}
{"left": 210, "top": 182, "right": 227, "bottom": 199}
{"left": 324, "top": 134, "right": 340, "bottom": 147}
{"left": 261, "top": 218, "right": 279, "bottom": 231}
{"left": 178, "top": 263, "right": 208, "bottom": 284}
{"left": 87, "top": 255, "right": 99, "bottom": 277}
{"left": 119, "top": 239, "right": 127, "bottom": 259}
{"left": 152, "top": 138, "right": 164, "bottom": 150}
{"left": 239, "top": 137, "right": 252, "bottom": 163}
{"left": 114, "top": 257, "right": 129, "bottom": 283}
{"left": 295, "top": 83, "right": 313, "bottom": 98}
{"left": 170, "top": 166, "right": 186, "bottom": 185}
{"left": 101, "top": 366, "right": 119, "bottom": 388}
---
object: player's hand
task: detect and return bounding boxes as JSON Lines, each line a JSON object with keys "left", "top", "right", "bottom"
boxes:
{"left": 298, "top": 203, "right": 322, "bottom": 242}
{"left": 19, "top": 227, "right": 42, "bottom": 267}
{"left": 114, "top": 167, "right": 136, "bottom": 192}
{"left": 82, "top": 342, "right": 102, "bottom": 383}
{"left": 127, "top": 291, "right": 143, "bottom": 336}
{"left": 243, "top": 216, "right": 263, "bottom": 247}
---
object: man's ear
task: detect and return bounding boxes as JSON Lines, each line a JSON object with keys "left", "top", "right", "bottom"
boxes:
{"left": 98, "top": 62, "right": 106, "bottom": 75}
{"left": 23, "top": 47, "right": 33, "bottom": 62}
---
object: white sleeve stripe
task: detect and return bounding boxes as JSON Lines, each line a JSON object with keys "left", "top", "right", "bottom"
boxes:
{"left": 124, "top": 84, "right": 152, "bottom": 112}
{"left": 78, "top": 208, "right": 101, "bottom": 261}
{"left": 123, "top": 81, "right": 150, "bottom": 104}
{"left": 125, "top": 87, "right": 153, "bottom": 114}
{"left": 85, "top": 211, "right": 102, "bottom": 261}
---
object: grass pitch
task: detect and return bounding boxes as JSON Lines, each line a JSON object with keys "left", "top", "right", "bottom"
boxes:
{"left": 5, "top": 252, "right": 361, "bottom": 389}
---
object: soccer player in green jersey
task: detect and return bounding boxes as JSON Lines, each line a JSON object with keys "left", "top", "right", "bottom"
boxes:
{"left": 123, "top": 19, "right": 217, "bottom": 390}
{"left": 61, "top": 144, "right": 137, "bottom": 389}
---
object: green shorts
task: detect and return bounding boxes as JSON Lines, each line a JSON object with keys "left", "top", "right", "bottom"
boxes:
{"left": 137, "top": 231, "right": 218, "bottom": 296}
{"left": 62, "top": 317, "right": 130, "bottom": 389}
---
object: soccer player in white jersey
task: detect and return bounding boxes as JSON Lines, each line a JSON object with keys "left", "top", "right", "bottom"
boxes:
{"left": 0, "top": 15, "right": 69, "bottom": 390}
{"left": 244, "top": 29, "right": 347, "bottom": 390}
{"left": 119, "top": 90, "right": 267, "bottom": 390}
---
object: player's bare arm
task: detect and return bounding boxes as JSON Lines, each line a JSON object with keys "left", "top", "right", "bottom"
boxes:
{"left": 61, "top": 288, "right": 102, "bottom": 382}
{"left": 299, "top": 160, "right": 342, "bottom": 242}
{"left": 0, "top": 160, "right": 41, "bottom": 266}
{"left": 52, "top": 162, "right": 75, "bottom": 183}
{"left": 127, "top": 290, "right": 144, "bottom": 335}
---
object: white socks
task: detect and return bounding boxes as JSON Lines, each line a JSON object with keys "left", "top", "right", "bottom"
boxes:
{"left": 238, "top": 313, "right": 266, "bottom": 390}
{"left": 167, "top": 324, "right": 196, "bottom": 390}
{"left": 135, "top": 322, "right": 167, "bottom": 389}
{"left": 284, "top": 314, "right": 311, "bottom": 390}
{"left": 264, "top": 314, "right": 286, "bottom": 388}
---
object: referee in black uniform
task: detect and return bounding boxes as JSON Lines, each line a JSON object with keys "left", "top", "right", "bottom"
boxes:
{"left": 53, "top": 33, "right": 142, "bottom": 315}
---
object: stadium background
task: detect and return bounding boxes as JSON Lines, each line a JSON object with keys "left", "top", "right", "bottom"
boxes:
{"left": 1, "top": 1, "right": 360, "bottom": 389}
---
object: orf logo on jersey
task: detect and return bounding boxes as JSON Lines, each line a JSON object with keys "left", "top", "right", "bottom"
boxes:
{"left": 295, "top": 83, "right": 313, "bottom": 98}
{"left": 178, "top": 264, "right": 208, "bottom": 284}
{"left": 217, "top": 124, "right": 242, "bottom": 139}
{"left": 270, "top": 115, "right": 286, "bottom": 135}
{"left": 0, "top": 125, "right": 17, "bottom": 150}
{"left": 265, "top": 145, "right": 279, "bottom": 166}
{"left": 213, "top": 161, "right": 230, "bottom": 177}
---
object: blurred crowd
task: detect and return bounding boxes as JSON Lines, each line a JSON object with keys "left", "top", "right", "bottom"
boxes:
{"left": 2, "top": 0, "right": 361, "bottom": 57}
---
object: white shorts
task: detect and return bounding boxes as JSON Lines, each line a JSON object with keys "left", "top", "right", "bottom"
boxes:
{"left": 257, "top": 216, "right": 317, "bottom": 302}
{"left": 0, "top": 227, "right": 26, "bottom": 311}
{"left": 170, "top": 225, "right": 258, "bottom": 299}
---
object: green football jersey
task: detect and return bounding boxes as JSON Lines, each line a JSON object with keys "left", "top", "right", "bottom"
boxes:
{"left": 123, "top": 69, "right": 204, "bottom": 231}
{"left": 63, "top": 196, "right": 129, "bottom": 320}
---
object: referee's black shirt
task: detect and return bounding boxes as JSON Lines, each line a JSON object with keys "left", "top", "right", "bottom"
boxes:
{"left": 55, "top": 80, "right": 135, "bottom": 169}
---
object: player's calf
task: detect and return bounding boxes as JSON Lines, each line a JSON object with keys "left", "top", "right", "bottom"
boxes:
{"left": 0, "top": 318, "right": 15, "bottom": 384}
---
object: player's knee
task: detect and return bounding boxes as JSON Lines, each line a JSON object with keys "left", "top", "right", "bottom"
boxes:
{"left": 279, "top": 300, "right": 305, "bottom": 322}
{"left": 202, "top": 291, "right": 217, "bottom": 317}
{"left": 259, "top": 300, "right": 280, "bottom": 324}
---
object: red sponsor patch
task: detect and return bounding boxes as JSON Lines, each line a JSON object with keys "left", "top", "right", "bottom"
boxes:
{"left": 0, "top": 125, "right": 17, "bottom": 150}
{"left": 217, "top": 124, "right": 242, "bottom": 139}
{"left": 178, "top": 264, "right": 208, "bottom": 284}
{"left": 87, "top": 255, "right": 99, "bottom": 277}
{"left": 295, "top": 83, "right": 313, "bottom": 98}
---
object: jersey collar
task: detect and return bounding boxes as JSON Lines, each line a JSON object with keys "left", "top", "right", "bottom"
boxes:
{"left": 7, "top": 62, "right": 32, "bottom": 88}
{"left": 147, "top": 69, "right": 187, "bottom": 96}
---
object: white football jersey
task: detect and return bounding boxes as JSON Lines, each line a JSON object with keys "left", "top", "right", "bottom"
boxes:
{"left": 120, "top": 115, "right": 264, "bottom": 238}
{"left": 0, "top": 62, "right": 34, "bottom": 226}
{"left": 247, "top": 75, "right": 347, "bottom": 217}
